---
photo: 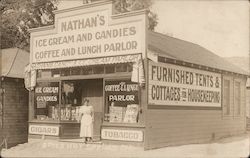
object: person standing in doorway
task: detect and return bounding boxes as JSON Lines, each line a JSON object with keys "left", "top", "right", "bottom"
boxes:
{"left": 79, "top": 99, "right": 94, "bottom": 143}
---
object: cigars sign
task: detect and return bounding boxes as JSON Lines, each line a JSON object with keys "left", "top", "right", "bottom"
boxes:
{"left": 149, "top": 62, "right": 221, "bottom": 107}
{"left": 31, "top": 3, "right": 146, "bottom": 63}
{"left": 29, "top": 125, "right": 59, "bottom": 136}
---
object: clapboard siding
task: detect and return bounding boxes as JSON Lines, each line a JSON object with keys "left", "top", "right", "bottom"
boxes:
{"left": 145, "top": 109, "right": 245, "bottom": 149}
{"left": 145, "top": 74, "right": 246, "bottom": 150}
{"left": 1, "top": 78, "right": 28, "bottom": 148}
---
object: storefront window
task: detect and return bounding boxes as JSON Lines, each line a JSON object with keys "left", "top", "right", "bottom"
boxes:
{"left": 104, "top": 79, "right": 140, "bottom": 123}
{"left": 37, "top": 64, "right": 133, "bottom": 79}
{"left": 34, "top": 82, "right": 59, "bottom": 121}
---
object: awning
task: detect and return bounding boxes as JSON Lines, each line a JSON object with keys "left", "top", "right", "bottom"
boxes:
{"left": 25, "top": 54, "right": 145, "bottom": 91}
{"left": 31, "top": 54, "right": 142, "bottom": 70}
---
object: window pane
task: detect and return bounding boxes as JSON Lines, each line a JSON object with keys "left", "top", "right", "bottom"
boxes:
{"left": 104, "top": 80, "right": 140, "bottom": 123}
{"left": 61, "top": 69, "right": 70, "bottom": 76}
{"left": 52, "top": 69, "right": 60, "bottom": 77}
{"left": 115, "top": 64, "right": 127, "bottom": 72}
{"left": 105, "top": 65, "right": 115, "bottom": 74}
{"left": 127, "top": 63, "right": 133, "bottom": 72}
{"left": 82, "top": 67, "right": 93, "bottom": 75}
{"left": 41, "top": 70, "right": 52, "bottom": 78}
{"left": 35, "top": 82, "right": 59, "bottom": 121}
{"left": 93, "top": 66, "right": 104, "bottom": 74}
{"left": 71, "top": 67, "right": 81, "bottom": 75}
{"left": 37, "top": 70, "right": 42, "bottom": 78}
{"left": 61, "top": 81, "right": 82, "bottom": 121}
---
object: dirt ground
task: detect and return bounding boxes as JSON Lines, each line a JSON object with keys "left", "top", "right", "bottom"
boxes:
{"left": 1, "top": 133, "right": 249, "bottom": 158}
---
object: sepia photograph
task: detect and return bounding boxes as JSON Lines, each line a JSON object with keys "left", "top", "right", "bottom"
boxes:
{"left": 0, "top": 0, "right": 249, "bottom": 157}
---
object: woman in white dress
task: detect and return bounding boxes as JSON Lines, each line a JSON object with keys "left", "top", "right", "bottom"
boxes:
{"left": 79, "top": 99, "right": 94, "bottom": 142}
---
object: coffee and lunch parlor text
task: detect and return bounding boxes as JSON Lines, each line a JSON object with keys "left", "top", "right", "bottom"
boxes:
{"left": 34, "top": 14, "right": 140, "bottom": 61}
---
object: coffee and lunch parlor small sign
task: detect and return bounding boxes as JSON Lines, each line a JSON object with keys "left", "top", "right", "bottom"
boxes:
{"left": 31, "top": 6, "right": 146, "bottom": 63}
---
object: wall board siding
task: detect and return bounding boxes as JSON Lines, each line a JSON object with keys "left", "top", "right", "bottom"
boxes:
{"left": 145, "top": 65, "right": 247, "bottom": 150}
{"left": 145, "top": 109, "right": 246, "bottom": 149}
{"left": 1, "top": 79, "right": 29, "bottom": 148}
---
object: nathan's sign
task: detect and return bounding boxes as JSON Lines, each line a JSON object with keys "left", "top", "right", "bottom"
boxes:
{"left": 31, "top": 6, "right": 145, "bottom": 63}
{"left": 148, "top": 62, "right": 221, "bottom": 107}
{"left": 29, "top": 125, "right": 59, "bottom": 136}
{"left": 101, "top": 128, "right": 143, "bottom": 142}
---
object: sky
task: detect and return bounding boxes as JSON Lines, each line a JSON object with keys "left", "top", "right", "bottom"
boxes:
{"left": 58, "top": 0, "right": 249, "bottom": 57}
{"left": 151, "top": 0, "right": 249, "bottom": 57}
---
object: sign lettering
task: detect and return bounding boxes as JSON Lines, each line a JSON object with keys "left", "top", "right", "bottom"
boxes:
{"left": 32, "top": 9, "right": 145, "bottom": 63}
{"left": 35, "top": 82, "right": 59, "bottom": 109}
{"left": 148, "top": 61, "right": 221, "bottom": 107}
{"left": 29, "top": 125, "right": 59, "bottom": 136}
{"left": 101, "top": 129, "right": 143, "bottom": 142}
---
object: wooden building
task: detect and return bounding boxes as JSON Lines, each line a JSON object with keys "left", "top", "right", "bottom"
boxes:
{"left": 26, "top": 0, "right": 248, "bottom": 150}
{"left": 246, "top": 79, "right": 250, "bottom": 130}
{"left": 0, "top": 48, "right": 29, "bottom": 148}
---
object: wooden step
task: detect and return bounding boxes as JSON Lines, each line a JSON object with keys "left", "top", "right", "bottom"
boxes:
{"left": 59, "top": 139, "right": 102, "bottom": 144}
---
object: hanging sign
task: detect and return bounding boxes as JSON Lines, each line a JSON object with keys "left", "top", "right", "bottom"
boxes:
{"left": 148, "top": 61, "right": 221, "bottom": 107}
{"left": 31, "top": 3, "right": 146, "bottom": 63}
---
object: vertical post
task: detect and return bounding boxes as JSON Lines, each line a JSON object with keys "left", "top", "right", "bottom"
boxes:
{"left": 28, "top": 90, "right": 35, "bottom": 121}
{"left": 59, "top": 81, "right": 62, "bottom": 122}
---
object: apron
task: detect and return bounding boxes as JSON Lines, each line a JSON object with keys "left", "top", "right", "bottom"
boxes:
{"left": 79, "top": 105, "right": 93, "bottom": 137}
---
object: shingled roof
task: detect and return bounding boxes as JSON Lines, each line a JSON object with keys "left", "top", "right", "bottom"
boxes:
{"left": 1, "top": 48, "right": 29, "bottom": 78}
{"left": 148, "top": 31, "right": 248, "bottom": 76}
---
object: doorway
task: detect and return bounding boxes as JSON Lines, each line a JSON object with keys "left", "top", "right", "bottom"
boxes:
{"left": 80, "top": 79, "right": 103, "bottom": 141}
{"left": 61, "top": 79, "right": 103, "bottom": 140}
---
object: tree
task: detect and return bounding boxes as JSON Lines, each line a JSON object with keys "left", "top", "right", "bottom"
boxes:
{"left": 1, "top": 0, "right": 157, "bottom": 50}
{"left": 118, "top": 0, "right": 158, "bottom": 31}
{"left": 0, "top": 0, "right": 58, "bottom": 50}
{"left": 93, "top": 0, "right": 158, "bottom": 31}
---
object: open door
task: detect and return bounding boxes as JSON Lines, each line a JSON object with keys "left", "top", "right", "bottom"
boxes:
{"left": 81, "top": 79, "right": 103, "bottom": 141}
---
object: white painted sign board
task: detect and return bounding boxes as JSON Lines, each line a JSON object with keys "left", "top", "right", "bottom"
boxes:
{"left": 31, "top": 2, "right": 146, "bottom": 63}
{"left": 29, "top": 125, "right": 59, "bottom": 136}
{"left": 148, "top": 61, "right": 222, "bottom": 107}
{"left": 101, "top": 128, "right": 143, "bottom": 142}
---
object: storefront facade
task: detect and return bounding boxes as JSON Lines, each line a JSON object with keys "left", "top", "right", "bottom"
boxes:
{"left": 27, "top": 0, "right": 248, "bottom": 149}
{"left": 27, "top": 0, "right": 147, "bottom": 146}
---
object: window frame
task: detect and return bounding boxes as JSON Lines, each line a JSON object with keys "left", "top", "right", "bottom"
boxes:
{"left": 222, "top": 77, "right": 232, "bottom": 117}
{"left": 234, "top": 80, "right": 241, "bottom": 117}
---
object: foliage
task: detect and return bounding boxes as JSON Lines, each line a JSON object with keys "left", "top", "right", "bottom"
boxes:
{"left": 0, "top": 0, "right": 58, "bottom": 50}
{"left": 100, "top": 0, "right": 158, "bottom": 31}
{"left": 1, "top": 0, "right": 157, "bottom": 50}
